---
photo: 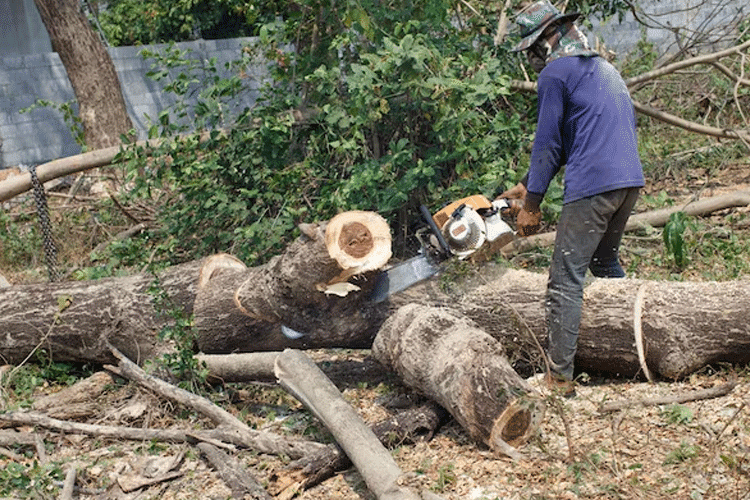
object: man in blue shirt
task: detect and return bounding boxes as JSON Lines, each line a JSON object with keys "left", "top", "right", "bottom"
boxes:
{"left": 501, "top": 0, "right": 645, "bottom": 396}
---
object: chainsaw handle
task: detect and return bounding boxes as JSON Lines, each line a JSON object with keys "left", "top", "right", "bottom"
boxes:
{"left": 420, "top": 204, "right": 452, "bottom": 256}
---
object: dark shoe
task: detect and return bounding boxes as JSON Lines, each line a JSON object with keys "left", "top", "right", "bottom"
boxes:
{"left": 544, "top": 373, "right": 576, "bottom": 398}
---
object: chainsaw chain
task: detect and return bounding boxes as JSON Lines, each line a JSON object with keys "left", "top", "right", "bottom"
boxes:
{"left": 29, "top": 165, "right": 61, "bottom": 282}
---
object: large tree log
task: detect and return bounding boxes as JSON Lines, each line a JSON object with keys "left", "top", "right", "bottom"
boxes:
{"left": 2, "top": 218, "right": 750, "bottom": 380}
{"left": 372, "top": 304, "right": 545, "bottom": 457}
{"left": 0, "top": 260, "right": 202, "bottom": 365}
{"left": 453, "top": 266, "right": 750, "bottom": 380}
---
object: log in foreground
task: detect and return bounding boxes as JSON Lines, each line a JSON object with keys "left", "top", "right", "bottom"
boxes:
{"left": 275, "top": 349, "right": 441, "bottom": 500}
{"left": 372, "top": 304, "right": 546, "bottom": 455}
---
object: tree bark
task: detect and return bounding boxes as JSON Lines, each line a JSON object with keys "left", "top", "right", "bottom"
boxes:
{"left": 0, "top": 259, "right": 202, "bottom": 365}
{"left": 193, "top": 224, "right": 391, "bottom": 354}
{"left": 3, "top": 220, "right": 750, "bottom": 380}
{"left": 372, "top": 303, "right": 545, "bottom": 456}
{"left": 33, "top": 0, "right": 133, "bottom": 149}
{"left": 453, "top": 267, "right": 750, "bottom": 380}
{"left": 274, "top": 349, "right": 430, "bottom": 500}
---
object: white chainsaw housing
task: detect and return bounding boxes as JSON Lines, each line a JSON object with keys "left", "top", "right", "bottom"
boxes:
{"left": 434, "top": 197, "right": 514, "bottom": 258}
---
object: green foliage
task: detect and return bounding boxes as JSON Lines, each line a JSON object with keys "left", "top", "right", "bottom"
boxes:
{"left": 0, "top": 207, "right": 43, "bottom": 272}
{"left": 145, "top": 275, "right": 208, "bottom": 392}
{"left": 661, "top": 404, "right": 693, "bottom": 425}
{"left": 663, "top": 212, "right": 690, "bottom": 269}
{"left": 433, "top": 463, "right": 457, "bottom": 493}
{"left": 0, "top": 460, "right": 66, "bottom": 499}
{"left": 663, "top": 441, "right": 701, "bottom": 465}
{"left": 115, "top": 2, "right": 535, "bottom": 266}
{"left": 96, "top": 0, "right": 278, "bottom": 46}
{"left": 20, "top": 99, "right": 86, "bottom": 150}
{"left": 1, "top": 352, "right": 95, "bottom": 409}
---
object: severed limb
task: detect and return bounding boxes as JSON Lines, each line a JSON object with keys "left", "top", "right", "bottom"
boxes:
{"left": 274, "top": 349, "right": 444, "bottom": 500}
{"left": 599, "top": 380, "right": 737, "bottom": 413}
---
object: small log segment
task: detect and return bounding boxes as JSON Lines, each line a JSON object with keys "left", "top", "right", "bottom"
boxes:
{"left": 372, "top": 303, "right": 546, "bottom": 456}
{"left": 194, "top": 212, "right": 392, "bottom": 353}
{"left": 274, "top": 349, "right": 440, "bottom": 500}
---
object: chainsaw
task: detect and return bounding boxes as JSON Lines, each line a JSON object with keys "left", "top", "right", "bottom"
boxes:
{"left": 369, "top": 194, "right": 516, "bottom": 303}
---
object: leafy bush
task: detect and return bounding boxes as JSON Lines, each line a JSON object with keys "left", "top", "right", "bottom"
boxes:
{"left": 117, "top": 2, "right": 536, "bottom": 266}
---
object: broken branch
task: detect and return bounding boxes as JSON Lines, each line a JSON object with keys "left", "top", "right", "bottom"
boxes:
{"left": 599, "top": 380, "right": 737, "bottom": 413}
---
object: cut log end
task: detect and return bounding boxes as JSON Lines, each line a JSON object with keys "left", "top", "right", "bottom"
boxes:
{"left": 325, "top": 211, "right": 392, "bottom": 282}
{"left": 489, "top": 396, "right": 545, "bottom": 449}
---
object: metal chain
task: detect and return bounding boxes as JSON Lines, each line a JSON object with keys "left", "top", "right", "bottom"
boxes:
{"left": 29, "top": 165, "right": 61, "bottom": 282}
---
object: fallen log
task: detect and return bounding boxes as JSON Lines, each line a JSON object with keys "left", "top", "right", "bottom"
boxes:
{"left": 197, "top": 352, "right": 280, "bottom": 382}
{"left": 3, "top": 199, "right": 750, "bottom": 381}
{"left": 0, "top": 259, "right": 203, "bottom": 365}
{"left": 274, "top": 349, "right": 438, "bottom": 500}
{"left": 372, "top": 304, "right": 545, "bottom": 458}
{"left": 455, "top": 267, "right": 750, "bottom": 379}
{"left": 194, "top": 215, "right": 392, "bottom": 353}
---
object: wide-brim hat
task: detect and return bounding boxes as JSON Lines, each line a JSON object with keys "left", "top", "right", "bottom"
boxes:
{"left": 510, "top": 0, "right": 581, "bottom": 52}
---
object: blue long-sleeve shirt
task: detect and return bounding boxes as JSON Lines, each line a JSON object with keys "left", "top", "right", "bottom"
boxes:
{"left": 525, "top": 56, "right": 644, "bottom": 206}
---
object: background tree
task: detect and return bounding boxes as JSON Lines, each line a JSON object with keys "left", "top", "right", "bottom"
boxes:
{"left": 34, "top": 0, "right": 133, "bottom": 149}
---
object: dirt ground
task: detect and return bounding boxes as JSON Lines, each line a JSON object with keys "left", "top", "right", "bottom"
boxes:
{"left": 2, "top": 163, "right": 750, "bottom": 499}
{"left": 2, "top": 352, "right": 748, "bottom": 500}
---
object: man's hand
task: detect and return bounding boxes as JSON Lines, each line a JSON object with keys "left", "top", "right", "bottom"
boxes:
{"left": 516, "top": 200, "right": 542, "bottom": 236}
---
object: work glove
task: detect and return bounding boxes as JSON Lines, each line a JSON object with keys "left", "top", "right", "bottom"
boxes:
{"left": 516, "top": 199, "right": 542, "bottom": 236}
{"left": 498, "top": 182, "right": 527, "bottom": 200}
{"left": 496, "top": 182, "right": 527, "bottom": 217}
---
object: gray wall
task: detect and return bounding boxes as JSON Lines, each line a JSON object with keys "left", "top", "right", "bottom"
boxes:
{"left": 0, "top": 0, "right": 52, "bottom": 56}
{"left": 0, "top": 37, "right": 267, "bottom": 169}
{"left": 589, "top": 0, "right": 746, "bottom": 57}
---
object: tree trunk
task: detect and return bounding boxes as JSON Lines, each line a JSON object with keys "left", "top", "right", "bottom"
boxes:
{"left": 452, "top": 266, "right": 750, "bottom": 380}
{"left": 0, "top": 260, "right": 202, "bottom": 365}
{"left": 2, "top": 239, "right": 750, "bottom": 380}
{"left": 33, "top": 0, "right": 133, "bottom": 149}
{"left": 372, "top": 304, "right": 545, "bottom": 455}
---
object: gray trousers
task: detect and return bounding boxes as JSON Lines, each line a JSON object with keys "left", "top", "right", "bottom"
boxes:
{"left": 546, "top": 187, "right": 640, "bottom": 380}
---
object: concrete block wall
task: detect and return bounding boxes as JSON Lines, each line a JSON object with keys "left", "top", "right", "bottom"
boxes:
{"left": 589, "top": 0, "right": 746, "bottom": 58}
{"left": 0, "top": 37, "right": 267, "bottom": 169}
